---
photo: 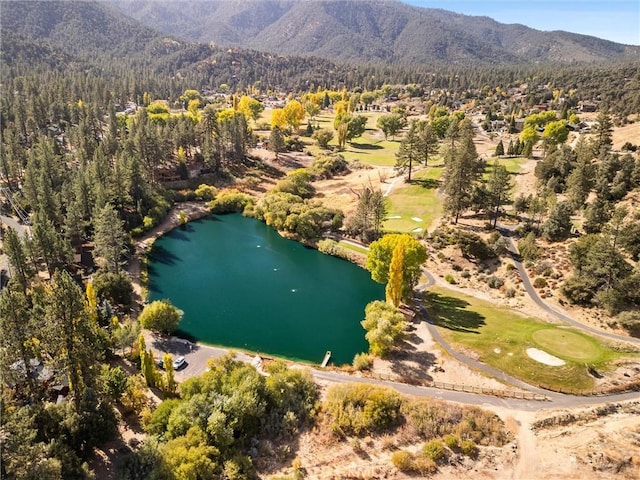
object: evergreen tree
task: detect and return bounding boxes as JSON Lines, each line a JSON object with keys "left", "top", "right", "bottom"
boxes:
{"left": 442, "top": 119, "right": 481, "bottom": 223}
{"left": 395, "top": 120, "right": 420, "bottom": 181}
{"left": 269, "top": 126, "right": 286, "bottom": 160}
{"left": 43, "top": 271, "right": 99, "bottom": 408}
{"left": 4, "top": 227, "right": 34, "bottom": 293}
{"left": 417, "top": 120, "right": 439, "bottom": 166}
{"left": 494, "top": 140, "right": 504, "bottom": 157}
{"left": 542, "top": 201, "right": 574, "bottom": 241}
{"left": 345, "top": 185, "right": 387, "bottom": 242}
{"left": 0, "top": 286, "right": 40, "bottom": 400}
{"left": 93, "top": 203, "right": 127, "bottom": 274}
{"left": 486, "top": 161, "right": 512, "bottom": 227}
{"left": 591, "top": 111, "right": 613, "bottom": 155}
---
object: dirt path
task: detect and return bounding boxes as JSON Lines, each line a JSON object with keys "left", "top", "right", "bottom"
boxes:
{"left": 512, "top": 412, "right": 538, "bottom": 479}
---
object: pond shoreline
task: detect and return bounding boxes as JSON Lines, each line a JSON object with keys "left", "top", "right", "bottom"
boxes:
{"left": 128, "top": 201, "right": 212, "bottom": 311}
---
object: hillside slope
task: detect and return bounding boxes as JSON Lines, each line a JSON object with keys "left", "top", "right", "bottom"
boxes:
{"left": 109, "top": 0, "right": 640, "bottom": 65}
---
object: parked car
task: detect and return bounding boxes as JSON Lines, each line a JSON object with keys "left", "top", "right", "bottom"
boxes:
{"left": 156, "top": 358, "right": 164, "bottom": 369}
{"left": 173, "top": 356, "right": 186, "bottom": 370}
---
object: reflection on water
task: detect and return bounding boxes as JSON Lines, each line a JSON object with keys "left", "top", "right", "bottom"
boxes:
{"left": 148, "top": 214, "right": 384, "bottom": 365}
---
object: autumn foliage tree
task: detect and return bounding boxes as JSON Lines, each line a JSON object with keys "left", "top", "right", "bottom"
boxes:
{"left": 139, "top": 299, "right": 183, "bottom": 334}
{"left": 385, "top": 241, "right": 405, "bottom": 307}
{"left": 367, "top": 234, "right": 427, "bottom": 301}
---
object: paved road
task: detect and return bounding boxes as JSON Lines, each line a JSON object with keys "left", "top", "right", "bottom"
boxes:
{"left": 0, "top": 214, "right": 30, "bottom": 237}
{"left": 146, "top": 230, "right": 639, "bottom": 413}
{"left": 149, "top": 322, "right": 639, "bottom": 413}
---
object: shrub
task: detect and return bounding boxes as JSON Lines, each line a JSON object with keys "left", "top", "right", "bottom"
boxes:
{"left": 208, "top": 190, "right": 253, "bottom": 214}
{"left": 317, "top": 239, "right": 352, "bottom": 262}
{"left": 533, "top": 277, "right": 547, "bottom": 288}
{"left": 194, "top": 183, "right": 217, "bottom": 201}
{"left": 461, "top": 270, "right": 471, "bottom": 279}
{"left": 534, "top": 260, "right": 555, "bottom": 276}
{"left": 505, "top": 263, "right": 515, "bottom": 271}
{"left": 445, "top": 274, "right": 456, "bottom": 284}
{"left": 311, "top": 154, "right": 348, "bottom": 178}
{"left": 517, "top": 232, "right": 540, "bottom": 261}
{"left": 616, "top": 311, "right": 640, "bottom": 337}
{"left": 422, "top": 439, "right": 447, "bottom": 462}
{"left": 324, "top": 383, "right": 403, "bottom": 436}
{"left": 444, "top": 434, "right": 460, "bottom": 450}
{"left": 460, "top": 440, "right": 478, "bottom": 458}
{"left": 413, "top": 456, "right": 437, "bottom": 474}
{"left": 391, "top": 451, "right": 415, "bottom": 472}
{"left": 486, "top": 276, "right": 504, "bottom": 289}
{"left": 504, "top": 287, "right": 516, "bottom": 298}
{"left": 352, "top": 352, "right": 374, "bottom": 371}
{"left": 456, "top": 231, "right": 494, "bottom": 261}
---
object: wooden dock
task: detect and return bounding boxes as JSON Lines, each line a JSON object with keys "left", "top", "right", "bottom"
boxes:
{"left": 320, "top": 350, "right": 331, "bottom": 368}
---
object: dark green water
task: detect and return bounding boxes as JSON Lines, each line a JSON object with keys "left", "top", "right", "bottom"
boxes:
{"left": 148, "top": 214, "right": 384, "bottom": 365}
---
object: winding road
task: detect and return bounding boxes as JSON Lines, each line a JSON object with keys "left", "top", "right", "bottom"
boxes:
{"left": 497, "top": 223, "right": 640, "bottom": 347}
{"left": 153, "top": 229, "right": 639, "bottom": 414}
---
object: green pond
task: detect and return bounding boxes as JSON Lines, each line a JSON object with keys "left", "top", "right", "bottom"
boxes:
{"left": 148, "top": 214, "right": 384, "bottom": 365}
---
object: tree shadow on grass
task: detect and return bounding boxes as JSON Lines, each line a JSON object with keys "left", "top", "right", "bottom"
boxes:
{"left": 350, "top": 142, "right": 383, "bottom": 150}
{"left": 410, "top": 178, "right": 439, "bottom": 189}
{"left": 422, "top": 291, "right": 485, "bottom": 333}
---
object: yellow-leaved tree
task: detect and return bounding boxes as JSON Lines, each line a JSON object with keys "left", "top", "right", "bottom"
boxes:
{"left": 385, "top": 240, "right": 405, "bottom": 307}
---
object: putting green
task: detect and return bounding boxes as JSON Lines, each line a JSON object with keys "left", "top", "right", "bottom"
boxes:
{"left": 531, "top": 329, "right": 601, "bottom": 362}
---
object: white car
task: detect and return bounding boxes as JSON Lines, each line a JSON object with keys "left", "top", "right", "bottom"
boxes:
{"left": 173, "top": 356, "right": 186, "bottom": 370}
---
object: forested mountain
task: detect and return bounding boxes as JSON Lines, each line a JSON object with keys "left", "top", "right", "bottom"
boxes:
{"left": 109, "top": 0, "right": 640, "bottom": 65}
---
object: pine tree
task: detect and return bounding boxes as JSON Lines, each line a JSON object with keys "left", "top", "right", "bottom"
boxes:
{"left": 0, "top": 286, "right": 39, "bottom": 400}
{"left": 417, "top": 120, "right": 439, "bottom": 167}
{"left": 395, "top": 120, "right": 420, "bottom": 181}
{"left": 487, "top": 161, "right": 512, "bottom": 227}
{"left": 494, "top": 140, "right": 504, "bottom": 157}
{"left": 269, "top": 126, "right": 286, "bottom": 160}
{"left": 442, "top": 120, "right": 481, "bottom": 223}
{"left": 93, "top": 203, "right": 127, "bottom": 274}
{"left": 43, "top": 271, "right": 99, "bottom": 408}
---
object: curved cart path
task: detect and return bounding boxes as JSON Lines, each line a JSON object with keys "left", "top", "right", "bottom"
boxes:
{"left": 497, "top": 224, "right": 640, "bottom": 347}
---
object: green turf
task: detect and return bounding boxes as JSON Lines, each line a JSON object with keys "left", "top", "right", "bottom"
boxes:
{"left": 423, "top": 286, "right": 632, "bottom": 393}
{"left": 338, "top": 241, "right": 369, "bottom": 255}
{"left": 383, "top": 166, "right": 444, "bottom": 234}
{"left": 531, "top": 329, "right": 602, "bottom": 362}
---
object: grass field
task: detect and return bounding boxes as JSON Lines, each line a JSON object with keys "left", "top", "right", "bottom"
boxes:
{"left": 338, "top": 240, "right": 369, "bottom": 255}
{"left": 423, "top": 286, "right": 632, "bottom": 393}
{"left": 383, "top": 165, "right": 444, "bottom": 234}
{"left": 301, "top": 111, "right": 401, "bottom": 166}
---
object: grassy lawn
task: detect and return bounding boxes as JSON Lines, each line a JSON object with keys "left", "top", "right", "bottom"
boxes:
{"left": 383, "top": 166, "right": 444, "bottom": 234}
{"left": 304, "top": 111, "right": 400, "bottom": 166}
{"left": 482, "top": 156, "right": 525, "bottom": 180}
{"left": 338, "top": 240, "right": 369, "bottom": 255}
{"left": 423, "top": 286, "right": 633, "bottom": 393}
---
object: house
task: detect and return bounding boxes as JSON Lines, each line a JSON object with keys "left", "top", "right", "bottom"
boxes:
{"left": 579, "top": 101, "right": 598, "bottom": 113}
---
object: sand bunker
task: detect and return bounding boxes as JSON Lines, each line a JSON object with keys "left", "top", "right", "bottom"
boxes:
{"left": 526, "top": 348, "right": 565, "bottom": 366}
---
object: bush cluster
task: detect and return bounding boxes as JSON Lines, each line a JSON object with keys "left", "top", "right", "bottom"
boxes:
{"left": 486, "top": 276, "right": 504, "bottom": 289}
{"left": 208, "top": 189, "right": 254, "bottom": 213}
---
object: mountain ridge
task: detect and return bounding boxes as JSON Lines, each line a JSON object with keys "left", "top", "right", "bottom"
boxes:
{"left": 107, "top": 0, "right": 639, "bottom": 65}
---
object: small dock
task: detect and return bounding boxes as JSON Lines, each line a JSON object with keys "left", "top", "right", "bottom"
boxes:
{"left": 320, "top": 350, "right": 331, "bottom": 368}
